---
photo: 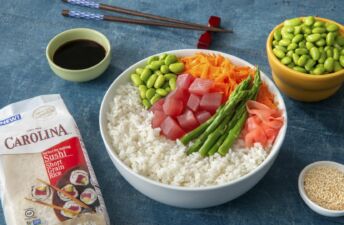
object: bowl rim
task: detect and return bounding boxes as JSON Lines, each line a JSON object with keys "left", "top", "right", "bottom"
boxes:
{"left": 298, "top": 160, "right": 344, "bottom": 216}
{"left": 267, "top": 17, "right": 344, "bottom": 80}
{"left": 45, "top": 28, "right": 111, "bottom": 73}
{"left": 99, "top": 49, "right": 288, "bottom": 191}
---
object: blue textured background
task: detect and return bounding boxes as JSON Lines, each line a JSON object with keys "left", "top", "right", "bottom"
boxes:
{"left": 0, "top": 0, "right": 344, "bottom": 224}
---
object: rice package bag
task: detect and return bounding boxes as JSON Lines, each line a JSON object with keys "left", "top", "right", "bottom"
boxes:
{"left": 0, "top": 95, "right": 110, "bottom": 225}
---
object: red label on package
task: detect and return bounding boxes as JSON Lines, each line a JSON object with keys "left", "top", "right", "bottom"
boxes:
{"left": 41, "top": 137, "right": 86, "bottom": 185}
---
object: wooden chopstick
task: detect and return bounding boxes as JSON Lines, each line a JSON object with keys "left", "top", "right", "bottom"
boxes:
{"left": 37, "top": 178, "right": 91, "bottom": 210}
{"left": 25, "top": 197, "right": 79, "bottom": 215}
{"left": 61, "top": 0, "right": 232, "bottom": 33}
{"left": 61, "top": 9, "right": 230, "bottom": 33}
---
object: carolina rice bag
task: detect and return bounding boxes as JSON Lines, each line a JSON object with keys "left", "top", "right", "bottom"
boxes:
{"left": 0, "top": 95, "right": 110, "bottom": 225}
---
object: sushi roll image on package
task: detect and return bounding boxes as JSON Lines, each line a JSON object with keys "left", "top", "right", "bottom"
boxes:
{"left": 0, "top": 95, "right": 110, "bottom": 225}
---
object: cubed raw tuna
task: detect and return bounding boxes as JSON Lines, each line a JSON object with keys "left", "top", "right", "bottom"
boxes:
{"left": 177, "top": 109, "right": 199, "bottom": 132}
{"left": 176, "top": 74, "right": 195, "bottom": 90}
{"left": 186, "top": 94, "right": 201, "bottom": 112}
{"left": 200, "top": 92, "right": 223, "bottom": 113}
{"left": 163, "top": 98, "right": 184, "bottom": 116}
{"left": 151, "top": 110, "right": 167, "bottom": 128}
{"left": 160, "top": 116, "right": 185, "bottom": 140}
{"left": 195, "top": 111, "right": 212, "bottom": 124}
{"left": 188, "top": 78, "right": 214, "bottom": 95}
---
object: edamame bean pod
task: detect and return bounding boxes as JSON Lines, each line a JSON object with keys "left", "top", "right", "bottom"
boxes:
{"left": 292, "top": 34, "right": 303, "bottom": 43}
{"left": 324, "top": 57, "right": 334, "bottom": 72}
{"left": 287, "top": 62, "right": 295, "bottom": 68}
{"left": 150, "top": 94, "right": 162, "bottom": 105}
{"left": 334, "top": 61, "right": 343, "bottom": 72}
{"left": 326, "top": 32, "right": 336, "bottom": 46}
{"left": 284, "top": 18, "right": 302, "bottom": 26}
{"left": 292, "top": 53, "right": 300, "bottom": 64}
{"left": 279, "top": 39, "right": 291, "bottom": 46}
{"left": 340, "top": 55, "right": 344, "bottom": 67}
{"left": 169, "top": 77, "right": 177, "bottom": 90}
{"left": 306, "top": 34, "right": 321, "bottom": 42}
{"left": 160, "top": 65, "right": 170, "bottom": 74}
{"left": 154, "top": 75, "right": 166, "bottom": 88}
{"left": 164, "top": 73, "right": 177, "bottom": 80}
{"left": 315, "top": 39, "right": 326, "bottom": 47}
{"left": 293, "top": 66, "right": 307, "bottom": 73}
{"left": 287, "top": 50, "right": 294, "bottom": 57}
{"left": 294, "top": 26, "right": 302, "bottom": 35}
{"left": 302, "top": 26, "right": 312, "bottom": 34}
{"left": 326, "top": 48, "right": 333, "bottom": 58}
{"left": 159, "top": 53, "right": 167, "bottom": 60}
{"left": 138, "top": 85, "right": 147, "bottom": 99}
{"left": 149, "top": 61, "right": 163, "bottom": 70}
{"left": 306, "top": 42, "right": 314, "bottom": 50}
{"left": 341, "top": 49, "right": 344, "bottom": 56}
{"left": 312, "top": 27, "right": 326, "bottom": 34}
{"left": 318, "top": 51, "right": 327, "bottom": 64}
{"left": 310, "top": 47, "right": 320, "bottom": 60}
{"left": 295, "top": 48, "right": 308, "bottom": 55}
{"left": 333, "top": 48, "right": 340, "bottom": 60}
{"left": 147, "top": 56, "right": 159, "bottom": 64}
{"left": 298, "top": 41, "right": 306, "bottom": 48}
{"left": 282, "top": 32, "right": 294, "bottom": 40}
{"left": 281, "top": 56, "right": 292, "bottom": 65}
{"left": 130, "top": 73, "right": 142, "bottom": 86}
{"left": 142, "top": 99, "right": 151, "bottom": 109}
{"left": 282, "top": 26, "right": 294, "bottom": 33}
{"left": 140, "top": 68, "right": 152, "bottom": 82}
{"left": 297, "top": 55, "right": 309, "bottom": 66}
{"left": 312, "top": 66, "right": 325, "bottom": 75}
{"left": 272, "top": 40, "right": 279, "bottom": 46}
{"left": 287, "top": 43, "right": 298, "bottom": 51}
{"left": 305, "top": 59, "right": 316, "bottom": 71}
{"left": 275, "top": 45, "right": 287, "bottom": 52}
{"left": 326, "top": 23, "right": 339, "bottom": 32}
{"left": 156, "top": 88, "right": 168, "bottom": 96}
{"left": 164, "top": 54, "right": 178, "bottom": 66}
{"left": 135, "top": 68, "right": 144, "bottom": 75}
{"left": 146, "top": 88, "right": 156, "bottom": 99}
{"left": 336, "top": 36, "right": 344, "bottom": 46}
{"left": 304, "top": 16, "right": 315, "bottom": 26}
{"left": 274, "top": 29, "right": 282, "bottom": 41}
{"left": 273, "top": 48, "right": 285, "bottom": 59}
{"left": 314, "top": 21, "right": 325, "bottom": 27}
{"left": 169, "top": 62, "right": 185, "bottom": 74}
{"left": 146, "top": 74, "right": 158, "bottom": 88}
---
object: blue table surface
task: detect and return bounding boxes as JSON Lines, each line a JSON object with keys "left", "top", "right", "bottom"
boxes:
{"left": 1, "top": 0, "right": 344, "bottom": 224}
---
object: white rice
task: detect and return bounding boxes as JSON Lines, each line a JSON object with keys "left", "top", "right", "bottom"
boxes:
{"left": 107, "top": 84, "right": 268, "bottom": 187}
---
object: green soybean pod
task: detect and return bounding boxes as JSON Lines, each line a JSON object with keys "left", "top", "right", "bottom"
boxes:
{"left": 164, "top": 54, "right": 178, "bottom": 66}
{"left": 340, "top": 55, "right": 344, "bottom": 67}
{"left": 159, "top": 53, "right": 167, "bottom": 60}
{"left": 324, "top": 57, "right": 334, "bottom": 72}
{"left": 272, "top": 40, "right": 279, "bottom": 47}
{"left": 297, "top": 55, "right": 309, "bottom": 66}
{"left": 149, "top": 61, "right": 163, "bottom": 71}
{"left": 282, "top": 32, "right": 294, "bottom": 40}
{"left": 154, "top": 75, "right": 166, "bottom": 88}
{"left": 333, "top": 48, "right": 340, "bottom": 60}
{"left": 273, "top": 48, "right": 285, "bottom": 59}
{"left": 295, "top": 48, "right": 308, "bottom": 55}
{"left": 150, "top": 94, "right": 162, "bottom": 105}
{"left": 312, "top": 27, "right": 326, "bottom": 34}
{"left": 334, "top": 43, "right": 342, "bottom": 50}
{"left": 287, "top": 62, "right": 295, "bottom": 68}
{"left": 279, "top": 39, "right": 291, "bottom": 46}
{"left": 160, "top": 65, "right": 170, "bottom": 74}
{"left": 287, "top": 50, "right": 294, "bottom": 57}
{"left": 312, "top": 66, "right": 325, "bottom": 75}
{"left": 147, "top": 56, "right": 159, "bottom": 64}
{"left": 165, "top": 87, "right": 171, "bottom": 92}
{"left": 287, "top": 43, "right": 298, "bottom": 51}
{"left": 275, "top": 45, "right": 287, "bottom": 52}
{"left": 292, "top": 53, "right": 300, "bottom": 64}
{"left": 156, "top": 88, "right": 168, "bottom": 96}
{"left": 142, "top": 99, "right": 151, "bottom": 109}
{"left": 145, "top": 88, "right": 156, "bottom": 99}
{"left": 130, "top": 73, "right": 143, "bottom": 86}
{"left": 326, "top": 48, "right": 333, "bottom": 58}
{"left": 318, "top": 51, "right": 327, "bottom": 64}
{"left": 282, "top": 26, "right": 294, "bottom": 33}
{"left": 304, "top": 16, "right": 315, "bottom": 26}
{"left": 169, "top": 77, "right": 177, "bottom": 90}
{"left": 138, "top": 85, "right": 147, "bottom": 99}
{"left": 298, "top": 41, "right": 306, "bottom": 48}
{"left": 164, "top": 73, "right": 177, "bottom": 80}
{"left": 310, "top": 47, "right": 320, "bottom": 60}
{"left": 305, "top": 59, "right": 316, "bottom": 71}
{"left": 341, "top": 49, "right": 344, "bottom": 56}
{"left": 302, "top": 26, "right": 312, "bottom": 35}
{"left": 293, "top": 66, "right": 307, "bottom": 73}
{"left": 169, "top": 62, "right": 185, "bottom": 74}
{"left": 336, "top": 36, "right": 344, "bottom": 46}
{"left": 294, "top": 26, "right": 302, "bottom": 35}
{"left": 146, "top": 74, "right": 158, "bottom": 88}
{"left": 334, "top": 60, "right": 343, "bottom": 72}
{"left": 315, "top": 39, "right": 326, "bottom": 47}
{"left": 274, "top": 29, "right": 282, "bottom": 41}
{"left": 306, "top": 34, "right": 321, "bottom": 42}
{"left": 284, "top": 18, "right": 302, "bottom": 26}
{"left": 314, "top": 21, "right": 325, "bottom": 27}
{"left": 140, "top": 68, "right": 152, "bottom": 82}
{"left": 135, "top": 68, "right": 144, "bottom": 75}
{"left": 326, "top": 32, "right": 336, "bottom": 46}
{"left": 306, "top": 42, "right": 314, "bottom": 50}
{"left": 292, "top": 34, "right": 303, "bottom": 43}
{"left": 326, "top": 23, "right": 339, "bottom": 32}
{"left": 281, "top": 56, "right": 292, "bottom": 65}
{"left": 321, "top": 33, "right": 327, "bottom": 38}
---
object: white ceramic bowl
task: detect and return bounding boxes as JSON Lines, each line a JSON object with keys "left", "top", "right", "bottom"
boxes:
{"left": 298, "top": 161, "right": 344, "bottom": 217}
{"left": 99, "top": 49, "right": 288, "bottom": 208}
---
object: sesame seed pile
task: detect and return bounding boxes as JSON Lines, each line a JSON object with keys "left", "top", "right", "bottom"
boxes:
{"left": 304, "top": 165, "right": 344, "bottom": 211}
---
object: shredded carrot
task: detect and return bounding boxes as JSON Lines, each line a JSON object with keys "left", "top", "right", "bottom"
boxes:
{"left": 181, "top": 53, "right": 277, "bottom": 108}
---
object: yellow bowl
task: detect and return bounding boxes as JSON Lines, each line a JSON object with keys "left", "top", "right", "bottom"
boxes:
{"left": 266, "top": 17, "right": 344, "bottom": 102}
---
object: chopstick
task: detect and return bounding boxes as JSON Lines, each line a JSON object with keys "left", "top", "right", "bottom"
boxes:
{"left": 62, "top": 0, "right": 232, "bottom": 33}
{"left": 62, "top": 10, "right": 228, "bottom": 32}
{"left": 25, "top": 197, "right": 80, "bottom": 215}
{"left": 37, "top": 178, "right": 91, "bottom": 210}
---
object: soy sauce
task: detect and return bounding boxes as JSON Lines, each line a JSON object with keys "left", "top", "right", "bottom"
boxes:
{"left": 53, "top": 39, "right": 106, "bottom": 70}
